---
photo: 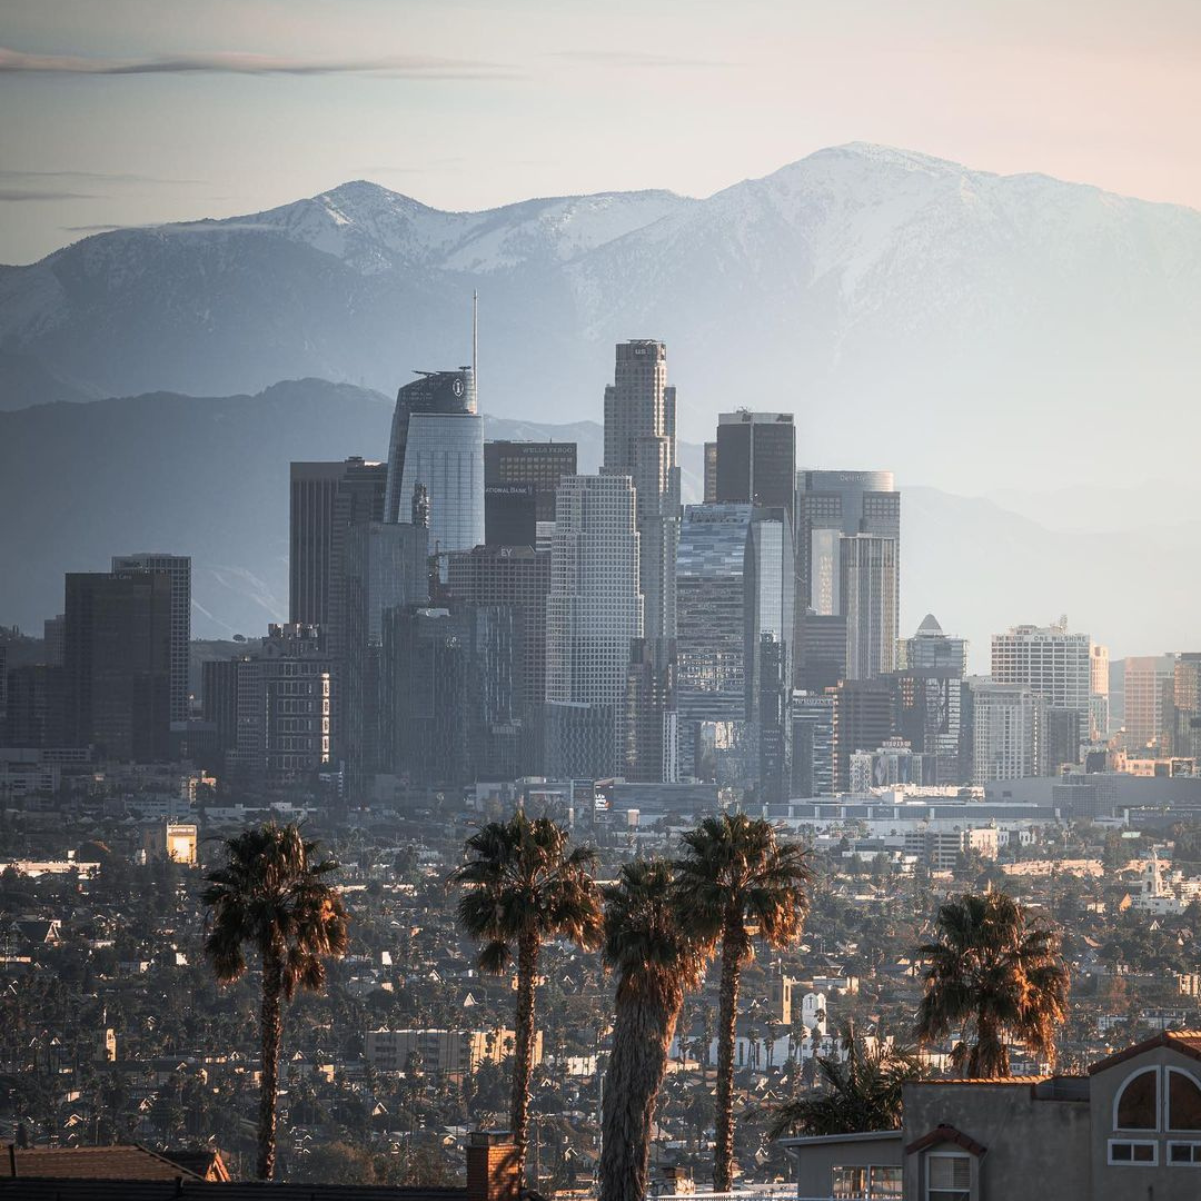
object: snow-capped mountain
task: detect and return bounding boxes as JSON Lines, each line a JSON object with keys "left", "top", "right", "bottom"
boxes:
{"left": 2, "top": 142, "right": 1200, "bottom": 490}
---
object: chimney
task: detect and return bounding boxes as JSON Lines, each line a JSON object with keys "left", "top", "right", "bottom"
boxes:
{"left": 466, "top": 1131, "right": 520, "bottom": 1201}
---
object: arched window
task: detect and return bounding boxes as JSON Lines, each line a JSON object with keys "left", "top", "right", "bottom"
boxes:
{"left": 1169, "top": 1068, "right": 1201, "bottom": 1131}
{"left": 1116, "top": 1068, "right": 1159, "bottom": 1131}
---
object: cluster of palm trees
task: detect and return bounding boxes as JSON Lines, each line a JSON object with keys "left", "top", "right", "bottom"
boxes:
{"left": 197, "top": 817, "right": 1070, "bottom": 1193}
{"left": 451, "top": 810, "right": 812, "bottom": 1201}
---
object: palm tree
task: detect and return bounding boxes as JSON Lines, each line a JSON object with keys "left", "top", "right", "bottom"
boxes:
{"left": 599, "top": 860, "right": 708, "bottom": 1201}
{"left": 915, "top": 890, "right": 1069, "bottom": 1077}
{"left": 451, "top": 812, "right": 602, "bottom": 1183}
{"left": 768, "top": 1022, "right": 923, "bottom": 1138}
{"left": 674, "top": 813, "right": 811, "bottom": 1192}
{"left": 202, "top": 822, "right": 349, "bottom": 1180}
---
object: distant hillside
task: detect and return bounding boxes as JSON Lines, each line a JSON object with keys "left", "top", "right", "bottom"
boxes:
{"left": 1, "top": 378, "right": 1196, "bottom": 663}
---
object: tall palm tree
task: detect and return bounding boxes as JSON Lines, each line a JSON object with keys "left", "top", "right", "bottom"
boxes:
{"left": 768, "top": 1021, "right": 923, "bottom": 1138}
{"left": 451, "top": 812, "right": 602, "bottom": 1183}
{"left": 202, "top": 822, "right": 349, "bottom": 1180}
{"left": 674, "top": 813, "right": 811, "bottom": 1192}
{"left": 599, "top": 860, "right": 708, "bottom": 1201}
{"left": 915, "top": 890, "right": 1069, "bottom": 1077}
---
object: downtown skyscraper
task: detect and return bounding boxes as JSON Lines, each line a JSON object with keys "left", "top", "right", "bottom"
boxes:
{"left": 383, "top": 368, "right": 484, "bottom": 563}
{"left": 603, "top": 340, "right": 680, "bottom": 642}
{"left": 544, "top": 474, "right": 643, "bottom": 778}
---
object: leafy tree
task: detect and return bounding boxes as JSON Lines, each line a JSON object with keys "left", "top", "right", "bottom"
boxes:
{"left": 674, "top": 813, "right": 811, "bottom": 1191}
{"left": 915, "top": 890, "right": 1069, "bottom": 1077}
{"left": 451, "top": 812, "right": 602, "bottom": 1183}
{"left": 768, "top": 1022, "right": 922, "bottom": 1137}
{"left": 202, "top": 823, "right": 350, "bottom": 1180}
{"left": 599, "top": 860, "right": 708, "bottom": 1201}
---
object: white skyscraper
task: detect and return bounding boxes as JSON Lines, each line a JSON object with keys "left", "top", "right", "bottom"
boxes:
{"left": 545, "top": 474, "right": 643, "bottom": 776}
{"left": 991, "top": 621, "right": 1091, "bottom": 757}
{"left": 971, "top": 680, "right": 1043, "bottom": 784}
{"left": 111, "top": 552, "right": 191, "bottom": 724}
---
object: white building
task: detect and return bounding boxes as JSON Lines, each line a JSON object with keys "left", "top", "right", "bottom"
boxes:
{"left": 545, "top": 474, "right": 643, "bottom": 777}
{"left": 971, "top": 679, "right": 1042, "bottom": 784}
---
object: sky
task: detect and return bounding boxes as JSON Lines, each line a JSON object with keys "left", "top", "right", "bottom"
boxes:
{"left": 2, "top": 0, "right": 1201, "bottom": 263}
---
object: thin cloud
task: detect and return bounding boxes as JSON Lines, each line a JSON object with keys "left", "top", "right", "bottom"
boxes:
{"left": 547, "top": 50, "right": 736, "bottom": 69}
{"left": 1, "top": 169, "right": 203, "bottom": 184}
{"left": 0, "top": 189, "right": 98, "bottom": 201}
{"left": 0, "top": 46, "right": 519, "bottom": 80}
{"left": 63, "top": 224, "right": 132, "bottom": 232}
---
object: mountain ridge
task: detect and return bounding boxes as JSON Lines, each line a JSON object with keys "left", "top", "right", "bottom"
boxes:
{"left": 2, "top": 142, "right": 1200, "bottom": 492}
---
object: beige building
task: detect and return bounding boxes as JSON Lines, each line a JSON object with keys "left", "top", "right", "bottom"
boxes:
{"left": 365, "top": 1027, "right": 540, "bottom": 1078}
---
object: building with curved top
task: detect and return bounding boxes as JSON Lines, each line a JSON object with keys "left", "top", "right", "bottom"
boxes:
{"left": 383, "top": 368, "right": 483, "bottom": 559}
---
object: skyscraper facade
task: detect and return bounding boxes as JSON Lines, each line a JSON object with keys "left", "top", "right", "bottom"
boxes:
{"left": 229, "top": 624, "right": 336, "bottom": 785}
{"left": 603, "top": 340, "right": 680, "bottom": 643}
{"left": 796, "top": 470, "right": 900, "bottom": 613}
{"left": 792, "top": 692, "right": 835, "bottom": 796}
{"left": 289, "top": 457, "right": 387, "bottom": 648}
{"left": 991, "top": 622, "right": 1091, "bottom": 759}
{"left": 112, "top": 553, "right": 192, "bottom": 725}
{"left": 831, "top": 678, "right": 894, "bottom": 793}
{"left": 384, "top": 369, "right": 484, "bottom": 562}
{"left": 65, "top": 570, "right": 172, "bottom": 762}
{"left": 447, "top": 544, "right": 552, "bottom": 719}
{"left": 484, "top": 441, "right": 577, "bottom": 523}
{"left": 840, "top": 534, "right": 898, "bottom": 680}
{"left": 545, "top": 474, "right": 642, "bottom": 777}
{"left": 341, "top": 521, "right": 430, "bottom": 777}
{"left": 1089, "top": 644, "right": 1110, "bottom": 742}
{"left": 1121, "top": 654, "right": 1177, "bottom": 751}
{"left": 715, "top": 411, "right": 797, "bottom": 522}
{"left": 675, "top": 504, "right": 753, "bottom": 777}
{"left": 971, "top": 679, "right": 1042, "bottom": 784}
{"left": 897, "top": 614, "right": 968, "bottom": 675}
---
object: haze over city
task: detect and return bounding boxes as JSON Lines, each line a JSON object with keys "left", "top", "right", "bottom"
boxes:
{"left": 2, "top": 2, "right": 1201, "bottom": 1199}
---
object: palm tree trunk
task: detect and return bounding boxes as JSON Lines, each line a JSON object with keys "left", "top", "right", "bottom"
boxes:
{"left": 599, "top": 988, "right": 680, "bottom": 1201}
{"left": 714, "top": 929, "right": 742, "bottom": 1193}
{"left": 257, "top": 947, "right": 283, "bottom": 1180}
{"left": 511, "top": 933, "right": 539, "bottom": 1184}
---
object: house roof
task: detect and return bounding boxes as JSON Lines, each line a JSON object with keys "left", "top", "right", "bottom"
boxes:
{"left": 5, "top": 1145, "right": 209, "bottom": 1181}
{"left": 1088, "top": 1030, "right": 1201, "bottom": 1075}
{"left": 778, "top": 1130, "right": 902, "bottom": 1148}
{"left": 905, "top": 1124, "right": 987, "bottom": 1157}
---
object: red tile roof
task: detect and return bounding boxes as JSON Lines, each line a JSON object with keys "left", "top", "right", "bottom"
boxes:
{"left": 1088, "top": 1030, "right": 1201, "bottom": 1076}
{"left": 905, "top": 1124, "right": 987, "bottom": 1157}
{"left": 7, "top": 1145, "right": 207, "bottom": 1181}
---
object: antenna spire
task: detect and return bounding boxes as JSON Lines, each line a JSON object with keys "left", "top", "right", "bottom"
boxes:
{"left": 472, "top": 289, "right": 478, "bottom": 410}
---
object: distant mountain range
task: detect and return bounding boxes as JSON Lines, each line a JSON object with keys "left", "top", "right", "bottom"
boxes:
{"left": 1, "top": 379, "right": 1195, "bottom": 667}
{"left": 3, "top": 143, "right": 1200, "bottom": 490}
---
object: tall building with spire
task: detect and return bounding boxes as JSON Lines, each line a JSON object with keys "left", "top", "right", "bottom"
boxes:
{"left": 383, "top": 368, "right": 484, "bottom": 563}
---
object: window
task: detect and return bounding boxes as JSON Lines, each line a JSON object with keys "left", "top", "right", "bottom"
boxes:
{"left": 1168, "top": 1141, "right": 1201, "bottom": 1165}
{"left": 1169, "top": 1069, "right": 1201, "bottom": 1131}
{"left": 1109, "top": 1140, "right": 1157, "bottom": 1165}
{"left": 927, "top": 1152, "right": 970, "bottom": 1201}
{"left": 1116, "top": 1067, "right": 1159, "bottom": 1130}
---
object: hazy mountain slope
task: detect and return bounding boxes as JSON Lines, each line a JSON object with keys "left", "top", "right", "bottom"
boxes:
{"left": 3, "top": 144, "right": 1199, "bottom": 490}
{"left": 1, "top": 381, "right": 1194, "bottom": 660}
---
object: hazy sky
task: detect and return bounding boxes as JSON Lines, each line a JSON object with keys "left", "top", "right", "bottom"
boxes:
{"left": 2, "top": 0, "right": 1200, "bottom": 263}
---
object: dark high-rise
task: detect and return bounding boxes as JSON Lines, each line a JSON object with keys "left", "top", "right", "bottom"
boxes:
{"left": 715, "top": 411, "right": 796, "bottom": 522}
{"left": 447, "top": 544, "right": 551, "bottom": 718}
{"left": 289, "top": 457, "right": 387, "bottom": 643}
{"left": 4, "top": 664, "right": 66, "bottom": 749}
{"left": 65, "top": 570, "right": 172, "bottom": 762}
{"left": 484, "top": 441, "right": 577, "bottom": 524}
{"left": 831, "top": 677, "right": 894, "bottom": 793}
{"left": 484, "top": 485, "right": 538, "bottom": 548}
{"left": 112, "top": 553, "right": 191, "bottom": 724}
